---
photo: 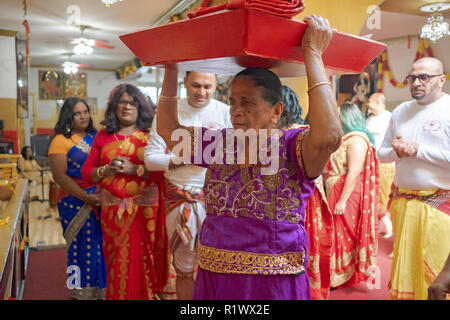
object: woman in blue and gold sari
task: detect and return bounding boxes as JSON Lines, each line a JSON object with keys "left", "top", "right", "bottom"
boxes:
{"left": 49, "top": 97, "right": 106, "bottom": 299}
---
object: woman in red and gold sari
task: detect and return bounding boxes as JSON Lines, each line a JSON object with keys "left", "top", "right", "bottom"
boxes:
{"left": 325, "top": 101, "right": 380, "bottom": 289}
{"left": 81, "top": 84, "right": 168, "bottom": 300}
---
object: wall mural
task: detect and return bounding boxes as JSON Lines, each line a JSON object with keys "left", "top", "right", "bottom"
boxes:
{"left": 39, "top": 70, "right": 87, "bottom": 100}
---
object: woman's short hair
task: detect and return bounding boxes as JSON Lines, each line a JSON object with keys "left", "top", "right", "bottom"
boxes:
{"left": 101, "top": 84, "right": 154, "bottom": 134}
{"left": 339, "top": 101, "right": 375, "bottom": 145}
{"left": 54, "top": 97, "right": 96, "bottom": 138}
{"left": 279, "top": 85, "right": 304, "bottom": 128}
{"left": 21, "top": 145, "right": 32, "bottom": 160}
{"left": 233, "top": 68, "right": 282, "bottom": 107}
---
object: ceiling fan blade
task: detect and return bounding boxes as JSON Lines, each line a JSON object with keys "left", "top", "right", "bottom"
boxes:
{"left": 94, "top": 39, "right": 110, "bottom": 43}
{"left": 94, "top": 43, "right": 115, "bottom": 49}
{"left": 78, "top": 64, "right": 94, "bottom": 69}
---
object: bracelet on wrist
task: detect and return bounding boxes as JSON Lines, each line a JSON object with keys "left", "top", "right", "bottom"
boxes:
{"left": 159, "top": 94, "right": 178, "bottom": 102}
{"left": 97, "top": 165, "right": 107, "bottom": 178}
{"left": 307, "top": 81, "right": 332, "bottom": 95}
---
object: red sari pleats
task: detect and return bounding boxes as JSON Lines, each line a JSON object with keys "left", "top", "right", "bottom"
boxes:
{"left": 327, "top": 135, "right": 379, "bottom": 288}
{"left": 305, "top": 185, "right": 334, "bottom": 300}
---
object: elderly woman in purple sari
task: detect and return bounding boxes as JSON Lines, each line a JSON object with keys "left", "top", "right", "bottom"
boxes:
{"left": 156, "top": 15, "right": 342, "bottom": 300}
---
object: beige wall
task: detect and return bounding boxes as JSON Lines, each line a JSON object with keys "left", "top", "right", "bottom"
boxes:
{"left": 283, "top": 0, "right": 384, "bottom": 118}
{"left": 29, "top": 68, "right": 139, "bottom": 132}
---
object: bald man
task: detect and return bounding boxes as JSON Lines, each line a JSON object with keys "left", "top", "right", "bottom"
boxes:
{"left": 378, "top": 57, "right": 450, "bottom": 300}
{"left": 366, "top": 93, "right": 394, "bottom": 238}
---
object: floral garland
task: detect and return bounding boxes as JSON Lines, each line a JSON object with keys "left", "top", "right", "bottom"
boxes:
{"left": 377, "top": 38, "right": 450, "bottom": 92}
{"left": 23, "top": 0, "right": 30, "bottom": 66}
{"left": 115, "top": 58, "right": 142, "bottom": 80}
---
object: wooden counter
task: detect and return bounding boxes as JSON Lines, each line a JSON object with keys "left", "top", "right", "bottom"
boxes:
{"left": 0, "top": 179, "right": 29, "bottom": 299}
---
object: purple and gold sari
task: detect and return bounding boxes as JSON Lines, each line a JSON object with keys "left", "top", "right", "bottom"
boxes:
{"left": 189, "top": 127, "right": 315, "bottom": 300}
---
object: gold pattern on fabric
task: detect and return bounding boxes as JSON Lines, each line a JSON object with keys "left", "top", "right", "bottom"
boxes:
{"left": 137, "top": 146, "right": 145, "bottom": 161}
{"left": 117, "top": 178, "right": 125, "bottom": 190}
{"left": 202, "top": 129, "right": 307, "bottom": 223}
{"left": 308, "top": 254, "right": 321, "bottom": 289}
{"left": 70, "top": 287, "right": 106, "bottom": 300}
{"left": 295, "top": 129, "right": 309, "bottom": 171}
{"left": 75, "top": 138, "right": 92, "bottom": 154}
{"left": 197, "top": 243, "right": 305, "bottom": 275}
{"left": 143, "top": 207, "right": 154, "bottom": 219}
{"left": 120, "top": 138, "right": 135, "bottom": 156}
{"left": 126, "top": 181, "right": 139, "bottom": 195}
{"left": 117, "top": 236, "right": 130, "bottom": 300}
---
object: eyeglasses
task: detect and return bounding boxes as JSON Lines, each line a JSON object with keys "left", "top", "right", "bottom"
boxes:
{"left": 118, "top": 100, "right": 138, "bottom": 108}
{"left": 73, "top": 110, "right": 90, "bottom": 118}
{"left": 405, "top": 74, "right": 443, "bottom": 84}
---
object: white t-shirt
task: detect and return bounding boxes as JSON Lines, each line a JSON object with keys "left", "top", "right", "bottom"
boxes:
{"left": 144, "top": 97, "right": 232, "bottom": 189}
{"left": 366, "top": 110, "right": 392, "bottom": 150}
{"left": 378, "top": 93, "right": 450, "bottom": 190}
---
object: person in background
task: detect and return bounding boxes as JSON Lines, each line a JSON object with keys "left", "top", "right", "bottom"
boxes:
{"left": 18, "top": 145, "right": 45, "bottom": 201}
{"left": 325, "top": 101, "right": 379, "bottom": 289}
{"left": 278, "top": 85, "right": 305, "bottom": 128}
{"left": 144, "top": 71, "right": 232, "bottom": 300}
{"left": 18, "top": 146, "right": 43, "bottom": 183}
{"left": 279, "top": 84, "right": 334, "bottom": 300}
{"left": 81, "top": 84, "right": 168, "bottom": 300}
{"left": 48, "top": 97, "right": 106, "bottom": 299}
{"left": 155, "top": 15, "right": 342, "bottom": 299}
{"left": 366, "top": 92, "right": 394, "bottom": 238}
{"left": 378, "top": 57, "right": 450, "bottom": 300}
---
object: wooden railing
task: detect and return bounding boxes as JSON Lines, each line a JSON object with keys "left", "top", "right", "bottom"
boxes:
{"left": 0, "top": 179, "right": 29, "bottom": 300}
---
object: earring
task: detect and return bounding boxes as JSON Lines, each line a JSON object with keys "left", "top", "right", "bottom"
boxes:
{"left": 65, "top": 124, "right": 72, "bottom": 134}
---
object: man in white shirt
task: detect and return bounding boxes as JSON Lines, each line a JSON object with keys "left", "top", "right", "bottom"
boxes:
{"left": 378, "top": 57, "right": 450, "bottom": 300}
{"left": 366, "top": 93, "right": 394, "bottom": 238}
{"left": 144, "top": 71, "right": 232, "bottom": 299}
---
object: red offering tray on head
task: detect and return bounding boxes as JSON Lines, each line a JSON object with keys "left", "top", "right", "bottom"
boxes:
{"left": 120, "top": 8, "right": 386, "bottom": 77}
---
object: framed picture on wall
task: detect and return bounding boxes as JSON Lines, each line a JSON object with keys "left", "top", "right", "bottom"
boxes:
{"left": 86, "top": 97, "right": 97, "bottom": 115}
{"left": 64, "top": 72, "right": 87, "bottom": 99}
{"left": 337, "top": 57, "right": 379, "bottom": 116}
{"left": 39, "top": 70, "right": 65, "bottom": 100}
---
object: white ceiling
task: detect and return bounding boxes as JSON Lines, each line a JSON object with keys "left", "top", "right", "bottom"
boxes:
{"left": 360, "top": 9, "right": 450, "bottom": 41}
{"left": 0, "top": 0, "right": 180, "bottom": 70}
{"left": 0, "top": 0, "right": 449, "bottom": 79}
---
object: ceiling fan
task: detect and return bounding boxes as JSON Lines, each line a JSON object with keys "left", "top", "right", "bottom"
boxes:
{"left": 71, "top": 25, "right": 114, "bottom": 55}
{"left": 62, "top": 53, "right": 93, "bottom": 74}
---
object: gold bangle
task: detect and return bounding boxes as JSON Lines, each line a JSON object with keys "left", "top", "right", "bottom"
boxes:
{"left": 96, "top": 167, "right": 102, "bottom": 178}
{"left": 307, "top": 81, "right": 332, "bottom": 95}
{"left": 97, "top": 165, "right": 106, "bottom": 178}
{"left": 159, "top": 94, "right": 178, "bottom": 102}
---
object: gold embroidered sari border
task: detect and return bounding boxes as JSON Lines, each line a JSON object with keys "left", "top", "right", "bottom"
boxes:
{"left": 197, "top": 243, "right": 305, "bottom": 275}
{"left": 295, "top": 128, "right": 309, "bottom": 172}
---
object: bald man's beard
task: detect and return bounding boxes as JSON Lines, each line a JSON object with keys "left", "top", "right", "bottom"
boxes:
{"left": 410, "top": 81, "right": 439, "bottom": 101}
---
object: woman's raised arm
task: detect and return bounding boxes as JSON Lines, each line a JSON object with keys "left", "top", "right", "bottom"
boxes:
{"left": 301, "top": 15, "right": 343, "bottom": 179}
{"left": 156, "top": 66, "right": 189, "bottom": 151}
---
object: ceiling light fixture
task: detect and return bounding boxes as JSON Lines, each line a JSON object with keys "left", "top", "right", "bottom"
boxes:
{"left": 73, "top": 43, "right": 94, "bottom": 55}
{"left": 63, "top": 61, "right": 79, "bottom": 74}
{"left": 101, "top": 0, "right": 124, "bottom": 7}
{"left": 420, "top": 3, "right": 450, "bottom": 42}
{"left": 72, "top": 38, "right": 95, "bottom": 55}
